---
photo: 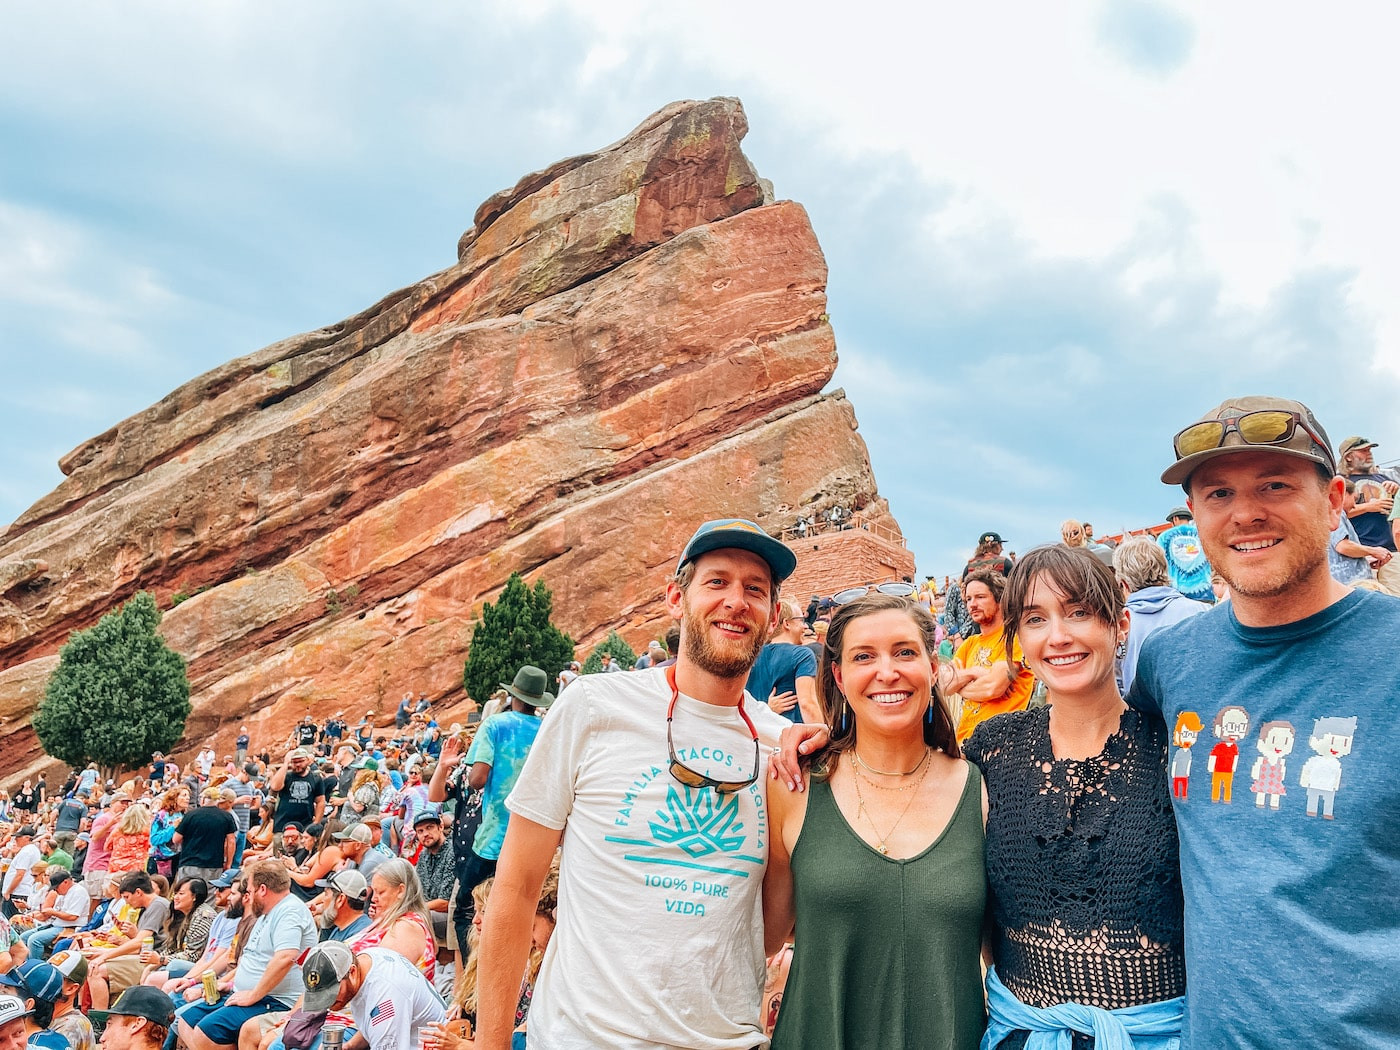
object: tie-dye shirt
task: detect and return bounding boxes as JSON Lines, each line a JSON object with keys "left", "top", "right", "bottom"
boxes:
{"left": 465, "top": 710, "right": 541, "bottom": 859}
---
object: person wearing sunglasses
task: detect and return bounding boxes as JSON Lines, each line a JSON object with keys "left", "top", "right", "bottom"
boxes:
{"left": 474, "top": 518, "right": 796, "bottom": 1050}
{"left": 1126, "top": 395, "right": 1400, "bottom": 1049}
{"left": 762, "top": 592, "right": 985, "bottom": 1050}
{"left": 1337, "top": 435, "right": 1400, "bottom": 595}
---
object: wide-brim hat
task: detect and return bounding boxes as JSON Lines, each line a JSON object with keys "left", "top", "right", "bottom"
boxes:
{"left": 676, "top": 518, "right": 797, "bottom": 584}
{"left": 1339, "top": 435, "right": 1377, "bottom": 457}
{"left": 500, "top": 665, "right": 555, "bottom": 709}
{"left": 1161, "top": 395, "right": 1336, "bottom": 486}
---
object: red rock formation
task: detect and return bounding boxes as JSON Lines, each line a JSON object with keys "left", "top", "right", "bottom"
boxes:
{"left": 0, "top": 97, "right": 906, "bottom": 781}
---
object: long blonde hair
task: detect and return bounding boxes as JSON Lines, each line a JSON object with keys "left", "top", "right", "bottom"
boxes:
{"left": 117, "top": 803, "right": 153, "bottom": 836}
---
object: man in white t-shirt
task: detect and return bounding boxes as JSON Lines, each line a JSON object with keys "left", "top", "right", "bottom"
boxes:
{"left": 1, "top": 826, "right": 41, "bottom": 919}
{"left": 299, "top": 942, "right": 445, "bottom": 1048}
{"left": 476, "top": 518, "right": 798, "bottom": 1050}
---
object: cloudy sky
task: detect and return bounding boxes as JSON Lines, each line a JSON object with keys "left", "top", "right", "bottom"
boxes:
{"left": 4, "top": 1, "right": 1398, "bottom": 578}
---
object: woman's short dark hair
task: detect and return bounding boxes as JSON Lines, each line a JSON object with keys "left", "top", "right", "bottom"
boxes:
{"left": 812, "top": 593, "right": 960, "bottom": 774}
{"left": 1003, "top": 545, "right": 1125, "bottom": 669}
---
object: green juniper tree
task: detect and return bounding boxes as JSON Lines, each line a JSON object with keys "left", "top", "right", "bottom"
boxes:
{"left": 581, "top": 629, "right": 638, "bottom": 674}
{"left": 34, "top": 591, "right": 191, "bottom": 779}
{"left": 463, "top": 574, "right": 575, "bottom": 703}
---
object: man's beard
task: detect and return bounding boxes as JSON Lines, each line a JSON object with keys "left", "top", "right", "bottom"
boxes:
{"left": 680, "top": 597, "right": 768, "bottom": 678}
{"left": 227, "top": 900, "right": 244, "bottom": 919}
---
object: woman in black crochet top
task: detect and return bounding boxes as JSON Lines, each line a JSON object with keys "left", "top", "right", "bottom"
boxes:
{"left": 963, "top": 545, "right": 1185, "bottom": 1049}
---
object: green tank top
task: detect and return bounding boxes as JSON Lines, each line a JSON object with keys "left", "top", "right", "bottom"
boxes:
{"left": 770, "top": 760, "right": 987, "bottom": 1050}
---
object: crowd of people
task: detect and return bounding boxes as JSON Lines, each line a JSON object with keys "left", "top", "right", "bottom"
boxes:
{"left": 2, "top": 394, "right": 1397, "bottom": 1050}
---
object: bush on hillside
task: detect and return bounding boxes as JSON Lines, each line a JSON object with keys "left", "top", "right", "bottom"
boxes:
{"left": 463, "top": 574, "right": 575, "bottom": 703}
{"left": 34, "top": 591, "right": 191, "bottom": 778}
{"left": 581, "top": 630, "right": 638, "bottom": 673}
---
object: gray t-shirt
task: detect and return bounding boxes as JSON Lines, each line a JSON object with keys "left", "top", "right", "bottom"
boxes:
{"left": 137, "top": 895, "right": 171, "bottom": 934}
{"left": 232, "top": 893, "right": 318, "bottom": 1006}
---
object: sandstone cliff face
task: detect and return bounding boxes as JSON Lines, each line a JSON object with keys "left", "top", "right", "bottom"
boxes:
{"left": 0, "top": 98, "right": 905, "bottom": 781}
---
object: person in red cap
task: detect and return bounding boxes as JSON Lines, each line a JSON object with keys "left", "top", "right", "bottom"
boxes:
{"left": 474, "top": 518, "right": 797, "bottom": 1050}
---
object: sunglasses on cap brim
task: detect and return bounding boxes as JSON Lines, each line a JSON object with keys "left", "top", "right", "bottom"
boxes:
{"left": 1172, "top": 410, "right": 1329, "bottom": 461}
{"left": 831, "top": 582, "right": 918, "bottom": 605}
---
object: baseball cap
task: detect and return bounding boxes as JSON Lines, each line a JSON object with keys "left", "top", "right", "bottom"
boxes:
{"left": 48, "top": 950, "right": 89, "bottom": 986}
{"left": 314, "top": 869, "right": 370, "bottom": 901}
{"left": 88, "top": 985, "right": 177, "bottom": 1028}
{"left": 0, "top": 961, "right": 64, "bottom": 1003}
{"left": 413, "top": 806, "right": 443, "bottom": 828}
{"left": 1339, "top": 436, "right": 1377, "bottom": 456}
{"left": 209, "top": 868, "right": 241, "bottom": 889}
{"left": 676, "top": 518, "right": 797, "bottom": 584}
{"left": 301, "top": 943, "right": 356, "bottom": 1012}
{"left": 48, "top": 868, "right": 73, "bottom": 888}
{"left": 289, "top": 748, "right": 313, "bottom": 761}
{"left": 14, "top": 825, "right": 35, "bottom": 838}
{"left": 978, "top": 531, "right": 1004, "bottom": 545}
{"left": 333, "top": 823, "right": 373, "bottom": 844}
{"left": 1162, "top": 395, "right": 1336, "bottom": 486}
{"left": 0, "top": 995, "right": 32, "bottom": 1026}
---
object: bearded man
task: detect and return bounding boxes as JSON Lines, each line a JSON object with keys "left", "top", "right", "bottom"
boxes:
{"left": 1338, "top": 435, "right": 1400, "bottom": 594}
{"left": 473, "top": 518, "right": 795, "bottom": 1050}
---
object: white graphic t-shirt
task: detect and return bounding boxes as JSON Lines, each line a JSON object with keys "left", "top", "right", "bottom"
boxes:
{"left": 507, "top": 666, "right": 787, "bottom": 1050}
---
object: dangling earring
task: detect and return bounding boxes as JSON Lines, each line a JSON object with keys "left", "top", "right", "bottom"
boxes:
{"left": 1115, "top": 637, "right": 1127, "bottom": 659}
{"left": 926, "top": 698, "right": 936, "bottom": 725}
{"left": 839, "top": 699, "right": 849, "bottom": 734}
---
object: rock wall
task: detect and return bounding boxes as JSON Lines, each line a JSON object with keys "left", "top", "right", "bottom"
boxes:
{"left": 0, "top": 97, "right": 906, "bottom": 781}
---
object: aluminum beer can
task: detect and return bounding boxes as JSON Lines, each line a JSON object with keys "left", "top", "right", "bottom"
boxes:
{"left": 142, "top": 932, "right": 155, "bottom": 953}
{"left": 201, "top": 971, "right": 219, "bottom": 1005}
{"left": 322, "top": 1024, "right": 345, "bottom": 1050}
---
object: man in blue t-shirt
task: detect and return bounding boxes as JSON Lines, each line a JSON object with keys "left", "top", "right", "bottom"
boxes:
{"left": 1128, "top": 395, "right": 1400, "bottom": 1050}
{"left": 745, "top": 599, "right": 819, "bottom": 723}
{"left": 427, "top": 664, "right": 548, "bottom": 956}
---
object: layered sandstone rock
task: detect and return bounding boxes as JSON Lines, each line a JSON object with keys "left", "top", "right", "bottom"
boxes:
{"left": 0, "top": 97, "right": 905, "bottom": 781}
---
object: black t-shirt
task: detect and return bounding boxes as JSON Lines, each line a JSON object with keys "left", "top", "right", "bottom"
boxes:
{"left": 12, "top": 789, "right": 36, "bottom": 811}
{"left": 296, "top": 724, "right": 319, "bottom": 746}
{"left": 150, "top": 760, "right": 166, "bottom": 781}
{"left": 177, "top": 805, "right": 238, "bottom": 868}
{"left": 273, "top": 771, "right": 328, "bottom": 832}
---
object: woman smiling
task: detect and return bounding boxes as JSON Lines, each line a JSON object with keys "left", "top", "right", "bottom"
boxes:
{"left": 763, "top": 593, "right": 986, "bottom": 1050}
{"left": 965, "top": 545, "right": 1184, "bottom": 1049}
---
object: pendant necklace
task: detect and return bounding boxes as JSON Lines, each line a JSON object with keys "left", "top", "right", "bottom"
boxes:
{"left": 850, "top": 748, "right": 932, "bottom": 855}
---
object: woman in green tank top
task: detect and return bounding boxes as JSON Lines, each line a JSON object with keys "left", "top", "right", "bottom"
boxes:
{"left": 763, "top": 593, "right": 987, "bottom": 1050}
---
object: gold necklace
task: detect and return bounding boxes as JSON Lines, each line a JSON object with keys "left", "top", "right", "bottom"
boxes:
{"left": 851, "top": 750, "right": 931, "bottom": 792}
{"left": 851, "top": 748, "right": 928, "bottom": 777}
{"left": 849, "top": 749, "right": 932, "bottom": 855}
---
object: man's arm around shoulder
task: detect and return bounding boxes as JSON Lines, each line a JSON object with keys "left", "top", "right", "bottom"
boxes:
{"left": 475, "top": 816, "right": 563, "bottom": 1050}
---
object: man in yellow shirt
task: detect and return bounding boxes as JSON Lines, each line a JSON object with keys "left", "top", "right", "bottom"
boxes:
{"left": 948, "top": 570, "right": 1036, "bottom": 741}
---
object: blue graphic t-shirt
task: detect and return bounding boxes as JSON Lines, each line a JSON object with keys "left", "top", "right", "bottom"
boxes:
{"left": 1128, "top": 589, "right": 1400, "bottom": 1049}
{"left": 466, "top": 710, "right": 542, "bottom": 860}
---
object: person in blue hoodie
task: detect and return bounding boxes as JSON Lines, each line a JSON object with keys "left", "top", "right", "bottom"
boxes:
{"left": 1113, "top": 536, "right": 1211, "bottom": 693}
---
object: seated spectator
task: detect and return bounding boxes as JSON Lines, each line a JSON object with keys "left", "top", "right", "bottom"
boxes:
{"left": 0, "top": 960, "right": 71, "bottom": 1048}
{"left": 1329, "top": 478, "right": 1391, "bottom": 585}
{"left": 86, "top": 871, "right": 172, "bottom": 1010}
{"left": 89, "top": 984, "right": 178, "bottom": 1050}
{"left": 357, "top": 860, "right": 435, "bottom": 981}
{"left": 21, "top": 869, "right": 90, "bottom": 961}
{"left": 298, "top": 941, "right": 445, "bottom": 1049}
{"left": 46, "top": 950, "right": 95, "bottom": 1049}
{"left": 1114, "top": 536, "right": 1212, "bottom": 693}
{"left": 175, "top": 859, "right": 316, "bottom": 1050}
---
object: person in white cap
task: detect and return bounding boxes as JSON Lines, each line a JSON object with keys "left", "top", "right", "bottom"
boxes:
{"left": 475, "top": 518, "right": 796, "bottom": 1050}
{"left": 299, "top": 942, "right": 444, "bottom": 1048}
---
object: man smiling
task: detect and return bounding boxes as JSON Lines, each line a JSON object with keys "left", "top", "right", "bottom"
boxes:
{"left": 1128, "top": 395, "right": 1400, "bottom": 1049}
{"left": 474, "top": 518, "right": 795, "bottom": 1050}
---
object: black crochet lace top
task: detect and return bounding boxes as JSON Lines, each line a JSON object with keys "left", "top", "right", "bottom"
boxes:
{"left": 965, "top": 706, "right": 1185, "bottom": 1010}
